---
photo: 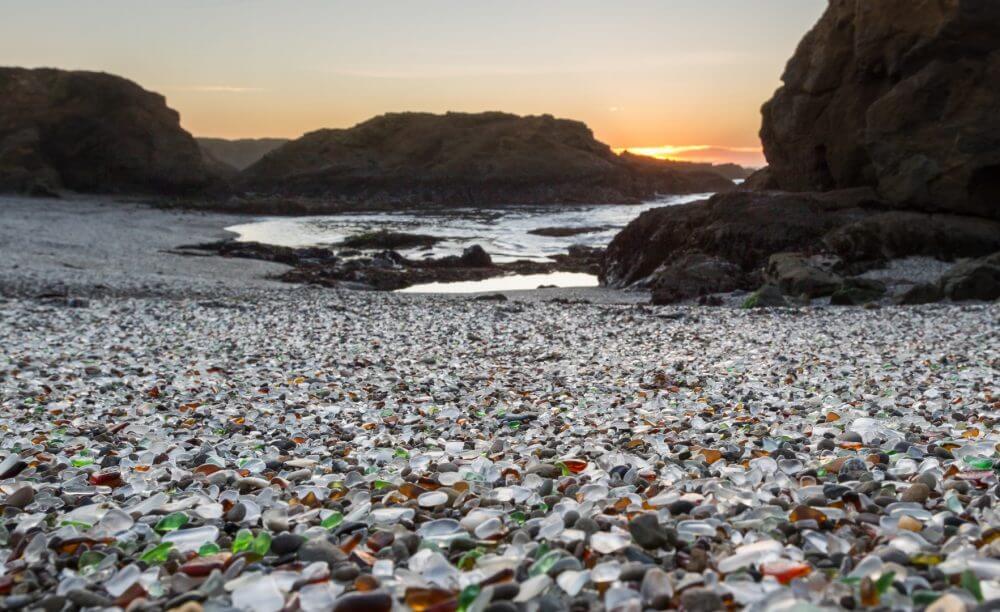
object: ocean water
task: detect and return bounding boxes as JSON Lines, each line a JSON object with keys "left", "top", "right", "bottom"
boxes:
{"left": 227, "top": 193, "right": 709, "bottom": 263}
{"left": 226, "top": 193, "right": 711, "bottom": 292}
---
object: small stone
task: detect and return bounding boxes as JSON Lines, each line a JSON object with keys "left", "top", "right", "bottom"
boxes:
{"left": 299, "top": 538, "right": 347, "bottom": 567}
{"left": 271, "top": 533, "right": 304, "bottom": 555}
{"left": 628, "top": 513, "right": 670, "bottom": 550}
{"left": 4, "top": 486, "right": 34, "bottom": 509}
{"left": 332, "top": 590, "right": 392, "bottom": 612}
{"left": 901, "top": 483, "right": 930, "bottom": 504}
{"left": 680, "top": 588, "right": 723, "bottom": 612}
{"left": 67, "top": 590, "right": 113, "bottom": 608}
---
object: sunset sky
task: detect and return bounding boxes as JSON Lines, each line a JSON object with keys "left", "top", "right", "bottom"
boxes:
{"left": 0, "top": 0, "right": 825, "bottom": 166}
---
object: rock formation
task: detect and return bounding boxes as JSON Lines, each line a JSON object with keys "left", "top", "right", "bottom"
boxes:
{"left": 603, "top": 0, "right": 1000, "bottom": 303}
{"left": 234, "top": 112, "right": 734, "bottom": 207}
{"left": 761, "top": 0, "right": 1000, "bottom": 219}
{"left": 0, "top": 67, "right": 211, "bottom": 195}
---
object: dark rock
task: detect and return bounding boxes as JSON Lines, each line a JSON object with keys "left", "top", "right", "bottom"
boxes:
{"left": 66, "top": 589, "right": 113, "bottom": 608}
{"left": 760, "top": 0, "right": 1000, "bottom": 219}
{"left": 939, "top": 252, "right": 1000, "bottom": 301}
{"left": 680, "top": 588, "right": 724, "bottom": 612}
{"left": 527, "top": 226, "right": 609, "bottom": 237}
{"left": 628, "top": 513, "right": 671, "bottom": 550}
{"left": 742, "top": 285, "right": 788, "bottom": 309}
{"left": 668, "top": 500, "right": 696, "bottom": 516}
{"left": 602, "top": 188, "right": 880, "bottom": 291}
{"left": 901, "top": 483, "right": 931, "bottom": 504}
{"left": 298, "top": 538, "right": 347, "bottom": 567}
{"left": 897, "top": 282, "right": 946, "bottom": 305}
{"left": 602, "top": 4, "right": 1000, "bottom": 297}
{"left": 830, "top": 279, "right": 886, "bottom": 306}
{"left": 473, "top": 294, "right": 508, "bottom": 302}
{"left": 3, "top": 486, "right": 33, "bottom": 509}
{"left": 0, "top": 67, "right": 212, "bottom": 195}
{"left": 340, "top": 231, "right": 441, "bottom": 250}
{"left": 602, "top": 190, "right": 1000, "bottom": 297}
{"left": 823, "top": 213, "right": 1000, "bottom": 263}
{"left": 766, "top": 252, "right": 842, "bottom": 298}
{"left": 271, "top": 533, "right": 305, "bottom": 556}
{"left": 332, "top": 590, "right": 392, "bottom": 612}
{"left": 896, "top": 252, "right": 1000, "bottom": 304}
{"left": 459, "top": 245, "right": 492, "bottom": 268}
{"left": 235, "top": 112, "right": 734, "bottom": 207}
{"left": 649, "top": 253, "right": 745, "bottom": 304}
{"left": 0, "top": 456, "right": 27, "bottom": 479}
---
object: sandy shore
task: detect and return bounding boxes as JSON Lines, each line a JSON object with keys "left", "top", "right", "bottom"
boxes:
{"left": 0, "top": 195, "right": 291, "bottom": 297}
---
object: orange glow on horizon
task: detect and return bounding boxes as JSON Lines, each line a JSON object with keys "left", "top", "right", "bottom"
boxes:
{"left": 615, "top": 144, "right": 766, "bottom": 167}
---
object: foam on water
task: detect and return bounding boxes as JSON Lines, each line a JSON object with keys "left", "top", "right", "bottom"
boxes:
{"left": 397, "top": 272, "right": 599, "bottom": 294}
{"left": 226, "top": 194, "right": 710, "bottom": 263}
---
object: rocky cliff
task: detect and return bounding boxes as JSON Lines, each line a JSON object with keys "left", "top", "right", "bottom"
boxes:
{"left": 234, "top": 112, "right": 734, "bottom": 206}
{"left": 603, "top": 0, "right": 1000, "bottom": 303}
{"left": 761, "top": 0, "right": 1000, "bottom": 219}
{"left": 0, "top": 67, "right": 211, "bottom": 195}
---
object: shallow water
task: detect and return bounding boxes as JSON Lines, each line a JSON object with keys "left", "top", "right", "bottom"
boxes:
{"left": 397, "top": 272, "right": 599, "bottom": 294}
{"left": 226, "top": 193, "right": 710, "bottom": 263}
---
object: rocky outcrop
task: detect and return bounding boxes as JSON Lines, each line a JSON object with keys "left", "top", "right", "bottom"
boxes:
{"left": 234, "top": 112, "right": 734, "bottom": 207}
{"left": 899, "top": 252, "right": 1000, "bottom": 304}
{"left": 197, "top": 138, "right": 288, "bottom": 171}
{"left": 760, "top": 0, "right": 1000, "bottom": 219}
{"left": 0, "top": 67, "right": 211, "bottom": 195}
{"left": 181, "top": 240, "right": 598, "bottom": 291}
{"left": 603, "top": 189, "right": 879, "bottom": 290}
{"left": 602, "top": 188, "right": 1000, "bottom": 302}
{"left": 603, "top": 1, "right": 1000, "bottom": 303}
{"left": 765, "top": 253, "right": 842, "bottom": 298}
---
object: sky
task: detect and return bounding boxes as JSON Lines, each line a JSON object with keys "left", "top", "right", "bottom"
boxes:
{"left": 0, "top": 1, "right": 826, "bottom": 166}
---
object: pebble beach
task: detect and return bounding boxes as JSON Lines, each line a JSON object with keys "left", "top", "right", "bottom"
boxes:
{"left": 1, "top": 197, "right": 999, "bottom": 611}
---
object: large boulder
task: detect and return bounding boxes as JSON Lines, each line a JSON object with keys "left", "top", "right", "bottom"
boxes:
{"left": 760, "top": 0, "right": 1000, "bottom": 219}
{"left": 0, "top": 67, "right": 211, "bottom": 195}
{"left": 601, "top": 189, "right": 880, "bottom": 291}
{"left": 765, "top": 253, "right": 843, "bottom": 298}
{"left": 601, "top": 189, "right": 1000, "bottom": 300}
{"left": 898, "top": 252, "right": 1000, "bottom": 303}
{"left": 235, "top": 112, "right": 734, "bottom": 207}
{"left": 650, "top": 253, "right": 745, "bottom": 305}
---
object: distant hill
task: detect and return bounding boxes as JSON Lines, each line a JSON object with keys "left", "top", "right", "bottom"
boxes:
{"left": 235, "top": 112, "right": 734, "bottom": 207}
{"left": 0, "top": 67, "right": 211, "bottom": 196}
{"left": 197, "top": 137, "right": 289, "bottom": 171}
{"left": 618, "top": 152, "right": 752, "bottom": 181}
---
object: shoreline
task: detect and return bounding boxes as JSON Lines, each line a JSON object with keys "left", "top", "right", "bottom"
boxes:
{"left": 0, "top": 195, "right": 649, "bottom": 303}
